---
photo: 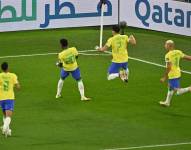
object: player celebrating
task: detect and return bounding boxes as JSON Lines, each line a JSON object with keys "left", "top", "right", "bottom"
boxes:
{"left": 56, "top": 39, "right": 90, "bottom": 101}
{"left": 97, "top": 25, "right": 136, "bottom": 82}
{"left": 160, "top": 40, "right": 191, "bottom": 107}
{"left": 0, "top": 62, "right": 20, "bottom": 137}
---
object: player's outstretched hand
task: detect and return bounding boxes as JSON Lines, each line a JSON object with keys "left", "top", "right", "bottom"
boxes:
{"left": 129, "top": 35, "right": 136, "bottom": 45}
{"left": 56, "top": 62, "right": 63, "bottom": 68}
{"left": 95, "top": 46, "right": 101, "bottom": 51}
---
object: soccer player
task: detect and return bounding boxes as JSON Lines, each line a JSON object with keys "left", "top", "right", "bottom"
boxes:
{"left": 0, "top": 62, "right": 20, "bottom": 137}
{"left": 160, "top": 40, "right": 191, "bottom": 107}
{"left": 56, "top": 39, "right": 90, "bottom": 101}
{"left": 97, "top": 25, "right": 136, "bottom": 82}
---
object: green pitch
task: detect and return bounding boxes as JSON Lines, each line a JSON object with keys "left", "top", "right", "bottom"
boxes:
{"left": 0, "top": 27, "right": 191, "bottom": 150}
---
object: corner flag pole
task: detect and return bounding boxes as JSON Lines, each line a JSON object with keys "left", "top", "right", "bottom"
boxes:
{"left": 99, "top": 0, "right": 106, "bottom": 48}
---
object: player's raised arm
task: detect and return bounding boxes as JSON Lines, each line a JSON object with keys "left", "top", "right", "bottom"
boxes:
{"left": 160, "top": 62, "right": 172, "bottom": 83}
{"left": 183, "top": 55, "right": 191, "bottom": 61}
{"left": 129, "top": 35, "right": 136, "bottom": 45}
{"left": 96, "top": 35, "right": 112, "bottom": 52}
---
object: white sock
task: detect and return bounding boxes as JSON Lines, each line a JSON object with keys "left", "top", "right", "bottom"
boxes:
{"left": 78, "top": 80, "right": 85, "bottom": 98}
{"left": 126, "top": 68, "right": 129, "bottom": 79}
{"left": 56, "top": 79, "right": 64, "bottom": 96}
{"left": 177, "top": 87, "right": 190, "bottom": 95}
{"left": 165, "top": 90, "right": 174, "bottom": 105}
{"left": 3, "top": 117, "right": 11, "bottom": 131}
{"left": 107, "top": 73, "right": 119, "bottom": 80}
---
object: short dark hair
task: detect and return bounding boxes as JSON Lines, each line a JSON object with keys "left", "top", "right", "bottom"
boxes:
{"left": 112, "top": 25, "right": 120, "bottom": 33}
{"left": 1, "top": 62, "right": 8, "bottom": 71}
{"left": 60, "top": 39, "right": 68, "bottom": 48}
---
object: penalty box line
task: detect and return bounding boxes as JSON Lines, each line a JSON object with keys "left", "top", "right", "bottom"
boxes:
{"left": 103, "top": 141, "right": 191, "bottom": 150}
{"left": 0, "top": 49, "right": 191, "bottom": 75}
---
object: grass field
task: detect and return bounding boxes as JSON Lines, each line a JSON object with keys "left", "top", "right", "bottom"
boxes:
{"left": 0, "top": 27, "right": 191, "bottom": 150}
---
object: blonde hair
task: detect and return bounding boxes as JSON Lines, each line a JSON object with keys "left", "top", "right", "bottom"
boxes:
{"left": 166, "top": 40, "right": 174, "bottom": 44}
{"left": 166, "top": 40, "right": 175, "bottom": 48}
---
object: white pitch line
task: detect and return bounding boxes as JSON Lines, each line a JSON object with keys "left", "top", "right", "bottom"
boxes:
{"left": 128, "top": 56, "right": 191, "bottom": 75}
{"left": 0, "top": 52, "right": 57, "bottom": 59}
{"left": 104, "top": 51, "right": 191, "bottom": 75}
{"left": 103, "top": 142, "right": 191, "bottom": 150}
{"left": 79, "top": 52, "right": 110, "bottom": 56}
{"left": 80, "top": 49, "right": 97, "bottom": 53}
{"left": 0, "top": 50, "right": 98, "bottom": 59}
{"left": 0, "top": 49, "right": 191, "bottom": 75}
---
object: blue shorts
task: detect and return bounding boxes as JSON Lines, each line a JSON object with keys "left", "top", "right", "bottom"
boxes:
{"left": 61, "top": 68, "right": 81, "bottom": 81}
{"left": 169, "top": 78, "right": 180, "bottom": 90}
{"left": 0, "top": 100, "right": 14, "bottom": 112}
{"left": 108, "top": 62, "right": 128, "bottom": 74}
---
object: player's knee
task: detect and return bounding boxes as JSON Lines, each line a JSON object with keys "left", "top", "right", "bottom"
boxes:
{"left": 76, "top": 78, "right": 82, "bottom": 82}
{"left": 107, "top": 75, "right": 112, "bottom": 80}
{"left": 189, "top": 87, "right": 191, "bottom": 92}
{"left": 176, "top": 92, "right": 180, "bottom": 96}
{"left": 5, "top": 110, "right": 13, "bottom": 117}
{"left": 175, "top": 89, "right": 181, "bottom": 96}
{"left": 107, "top": 76, "right": 115, "bottom": 81}
{"left": 60, "top": 77, "right": 65, "bottom": 81}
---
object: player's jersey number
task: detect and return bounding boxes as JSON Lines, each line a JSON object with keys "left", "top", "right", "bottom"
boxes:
{"left": 3, "top": 81, "right": 9, "bottom": 91}
{"left": 64, "top": 55, "right": 76, "bottom": 64}
{"left": 114, "top": 40, "right": 122, "bottom": 53}
{"left": 174, "top": 57, "right": 180, "bottom": 68}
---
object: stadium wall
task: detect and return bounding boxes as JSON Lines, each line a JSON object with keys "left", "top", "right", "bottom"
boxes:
{"left": 0, "top": 0, "right": 118, "bottom": 32}
{"left": 0, "top": 0, "right": 190, "bottom": 37}
{"left": 120, "top": 0, "right": 191, "bottom": 36}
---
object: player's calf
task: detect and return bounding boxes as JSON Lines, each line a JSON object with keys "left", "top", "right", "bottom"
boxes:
{"left": 2, "top": 116, "right": 11, "bottom": 138}
{"left": 159, "top": 90, "right": 174, "bottom": 107}
{"left": 77, "top": 79, "right": 91, "bottom": 101}
{"left": 56, "top": 79, "right": 64, "bottom": 99}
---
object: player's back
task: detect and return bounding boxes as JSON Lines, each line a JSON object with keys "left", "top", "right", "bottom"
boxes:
{"left": 59, "top": 47, "right": 78, "bottom": 71}
{"left": 111, "top": 34, "right": 128, "bottom": 52}
{"left": 108, "top": 34, "right": 129, "bottom": 63}
{"left": 165, "top": 50, "right": 185, "bottom": 79}
{"left": 0, "top": 72, "right": 18, "bottom": 100}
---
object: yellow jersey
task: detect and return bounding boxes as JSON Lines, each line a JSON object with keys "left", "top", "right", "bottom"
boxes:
{"left": 165, "top": 50, "right": 185, "bottom": 79}
{"left": 106, "top": 34, "right": 129, "bottom": 63}
{"left": 0, "top": 72, "right": 18, "bottom": 100}
{"left": 58, "top": 47, "right": 78, "bottom": 71}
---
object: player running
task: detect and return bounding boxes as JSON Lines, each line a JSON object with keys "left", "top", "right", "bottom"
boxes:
{"left": 97, "top": 25, "right": 136, "bottom": 82}
{"left": 0, "top": 62, "right": 20, "bottom": 137}
{"left": 160, "top": 40, "right": 191, "bottom": 107}
{"left": 56, "top": 39, "right": 90, "bottom": 101}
